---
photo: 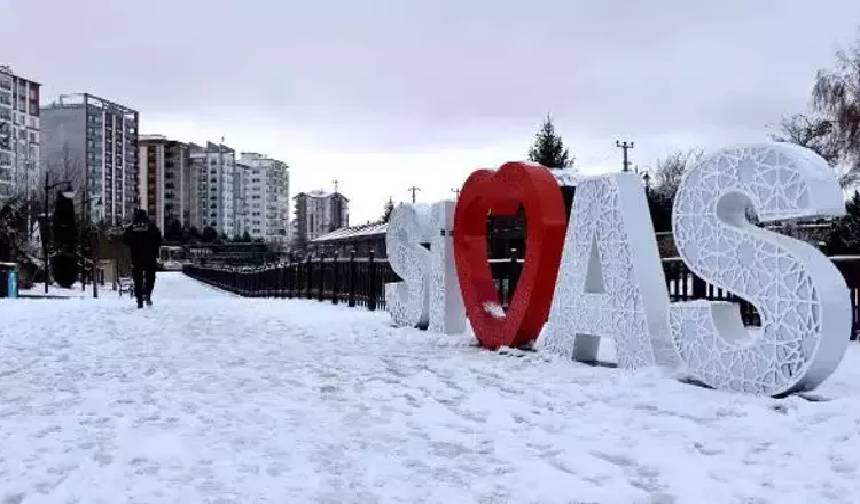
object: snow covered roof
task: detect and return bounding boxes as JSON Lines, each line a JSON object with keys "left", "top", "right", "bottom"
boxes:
{"left": 312, "top": 222, "right": 388, "bottom": 242}
{"left": 550, "top": 168, "right": 578, "bottom": 186}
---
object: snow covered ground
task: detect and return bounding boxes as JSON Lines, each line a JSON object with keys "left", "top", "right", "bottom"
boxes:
{"left": 1, "top": 272, "right": 859, "bottom": 503}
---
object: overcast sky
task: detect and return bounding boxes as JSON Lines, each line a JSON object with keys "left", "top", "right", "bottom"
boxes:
{"left": 3, "top": 0, "right": 860, "bottom": 223}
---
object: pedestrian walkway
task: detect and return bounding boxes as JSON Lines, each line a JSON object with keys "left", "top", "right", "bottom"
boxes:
{"left": 1, "top": 273, "right": 859, "bottom": 503}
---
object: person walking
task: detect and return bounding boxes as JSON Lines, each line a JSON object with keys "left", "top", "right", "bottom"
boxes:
{"left": 123, "top": 209, "right": 162, "bottom": 308}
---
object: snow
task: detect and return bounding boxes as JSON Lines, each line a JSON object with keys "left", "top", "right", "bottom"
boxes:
{"left": 482, "top": 301, "right": 506, "bottom": 319}
{"left": 18, "top": 283, "right": 93, "bottom": 299}
{"left": 1, "top": 272, "right": 859, "bottom": 503}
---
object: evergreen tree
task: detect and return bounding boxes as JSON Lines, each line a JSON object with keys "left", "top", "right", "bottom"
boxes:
{"left": 382, "top": 197, "right": 394, "bottom": 223}
{"left": 164, "top": 218, "right": 183, "bottom": 243}
{"left": 242, "top": 230, "right": 252, "bottom": 242}
{"left": 528, "top": 115, "right": 574, "bottom": 170}
{"left": 827, "top": 190, "right": 860, "bottom": 254}
{"left": 201, "top": 226, "right": 218, "bottom": 243}
{"left": 52, "top": 191, "right": 78, "bottom": 288}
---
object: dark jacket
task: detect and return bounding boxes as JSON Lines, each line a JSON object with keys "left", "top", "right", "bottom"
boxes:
{"left": 123, "top": 212, "right": 162, "bottom": 268}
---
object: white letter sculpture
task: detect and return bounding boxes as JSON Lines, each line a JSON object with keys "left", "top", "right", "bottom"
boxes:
{"left": 385, "top": 203, "right": 432, "bottom": 328}
{"left": 429, "top": 200, "right": 467, "bottom": 334}
{"left": 540, "top": 172, "right": 679, "bottom": 369}
{"left": 670, "top": 143, "right": 851, "bottom": 395}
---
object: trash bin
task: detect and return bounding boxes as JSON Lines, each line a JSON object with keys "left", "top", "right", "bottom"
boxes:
{"left": 0, "top": 262, "right": 18, "bottom": 298}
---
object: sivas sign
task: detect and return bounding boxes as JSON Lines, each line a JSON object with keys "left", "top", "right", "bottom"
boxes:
{"left": 385, "top": 144, "right": 852, "bottom": 396}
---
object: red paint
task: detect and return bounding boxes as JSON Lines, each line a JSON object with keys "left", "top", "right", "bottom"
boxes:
{"left": 453, "top": 162, "right": 567, "bottom": 349}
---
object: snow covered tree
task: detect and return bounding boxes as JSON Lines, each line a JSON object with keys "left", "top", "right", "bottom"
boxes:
{"left": 814, "top": 38, "right": 860, "bottom": 172}
{"left": 528, "top": 115, "right": 574, "bottom": 170}
{"left": 777, "top": 35, "right": 860, "bottom": 188}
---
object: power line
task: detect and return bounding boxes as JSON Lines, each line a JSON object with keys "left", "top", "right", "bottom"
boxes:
{"left": 616, "top": 140, "right": 635, "bottom": 172}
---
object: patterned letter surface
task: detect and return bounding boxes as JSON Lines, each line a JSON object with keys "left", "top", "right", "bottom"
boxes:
{"left": 670, "top": 143, "right": 851, "bottom": 395}
{"left": 539, "top": 173, "right": 678, "bottom": 369}
{"left": 385, "top": 203, "right": 432, "bottom": 328}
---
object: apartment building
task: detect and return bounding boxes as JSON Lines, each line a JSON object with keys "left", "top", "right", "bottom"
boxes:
{"left": 41, "top": 93, "right": 139, "bottom": 225}
{"left": 0, "top": 65, "right": 40, "bottom": 202}
{"left": 237, "top": 152, "right": 289, "bottom": 243}
{"left": 139, "top": 135, "right": 192, "bottom": 232}
{"left": 189, "top": 141, "right": 238, "bottom": 237}
{"left": 292, "top": 190, "right": 349, "bottom": 250}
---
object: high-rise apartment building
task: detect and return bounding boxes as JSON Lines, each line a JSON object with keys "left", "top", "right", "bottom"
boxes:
{"left": 292, "top": 190, "right": 349, "bottom": 250}
{"left": 189, "top": 141, "right": 238, "bottom": 237}
{"left": 138, "top": 135, "right": 192, "bottom": 232}
{"left": 0, "top": 65, "right": 40, "bottom": 202}
{"left": 237, "top": 152, "right": 289, "bottom": 243}
{"left": 41, "top": 93, "right": 139, "bottom": 225}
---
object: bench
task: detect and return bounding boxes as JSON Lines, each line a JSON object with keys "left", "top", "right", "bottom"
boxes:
{"left": 117, "top": 277, "right": 134, "bottom": 297}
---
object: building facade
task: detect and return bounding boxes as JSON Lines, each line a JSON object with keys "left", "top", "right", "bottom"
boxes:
{"left": 41, "top": 93, "right": 139, "bottom": 225}
{"left": 292, "top": 190, "right": 349, "bottom": 250}
{"left": 189, "top": 141, "right": 238, "bottom": 238}
{"left": 139, "top": 135, "right": 192, "bottom": 233}
{"left": 237, "top": 152, "right": 289, "bottom": 244}
{"left": 0, "top": 65, "right": 40, "bottom": 202}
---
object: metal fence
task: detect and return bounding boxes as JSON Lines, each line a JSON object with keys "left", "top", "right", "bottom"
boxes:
{"left": 184, "top": 251, "right": 860, "bottom": 338}
{"left": 184, "top": 250, "right": 398, "bottom": 311}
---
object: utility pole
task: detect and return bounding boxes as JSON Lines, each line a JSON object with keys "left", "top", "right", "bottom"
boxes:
{"left": 616, "top": 140, "right": 634, "bottom": 172}
{"left": 451, "top": 188, "right": 460, "bottom": 200}
{"left": 332, "top": 179, "right": 339, "bottom": 194}
{"left": 407, "top": 186, "right": 421, "bottom": 203}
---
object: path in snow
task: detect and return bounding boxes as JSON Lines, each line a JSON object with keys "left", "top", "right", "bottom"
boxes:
{"left": 1, "top": 272, "right": 859, "bottom": 503}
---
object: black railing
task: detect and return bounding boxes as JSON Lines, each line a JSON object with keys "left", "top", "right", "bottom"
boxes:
{"left": 184, "top": 251, "right": 860, "bottom": 338}
{"left": 184, "top": 250, "right": 398, "bottom": 311}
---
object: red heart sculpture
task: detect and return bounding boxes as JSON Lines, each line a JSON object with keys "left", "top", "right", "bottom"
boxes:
{"left": 454, "top": 161, "right": 567, "bottom": 349}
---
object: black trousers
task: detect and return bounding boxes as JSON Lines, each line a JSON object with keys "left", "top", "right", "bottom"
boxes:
{"left": 132, "top": 267, "right": 156, "bottom": 299}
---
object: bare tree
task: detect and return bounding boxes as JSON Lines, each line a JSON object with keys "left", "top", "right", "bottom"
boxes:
{"left": 773, "top": 113, "right": 859, "bottom": 188}
{"left": 813, "top": 37, "right": 860, "bottom": 162}
{"left": 772, "top": 33, "right": 860, "bottom": 189}
{"left": 653, "top": 148, "right": 703, "bottom": 201}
